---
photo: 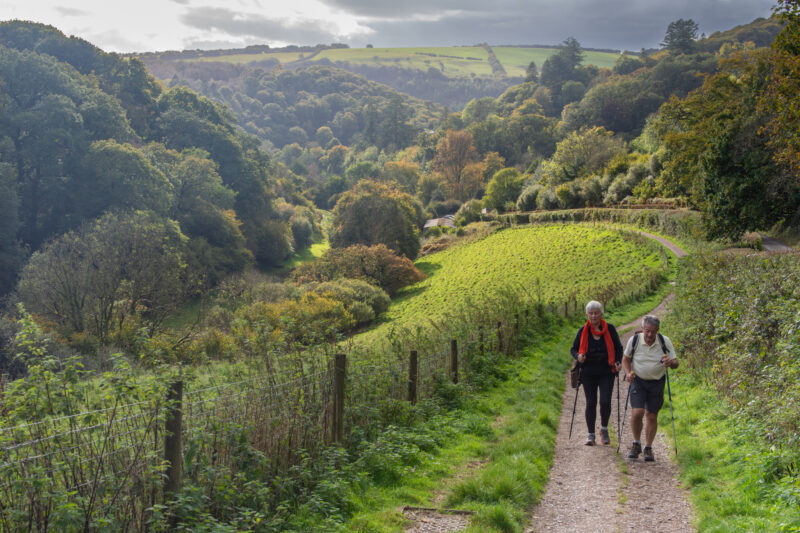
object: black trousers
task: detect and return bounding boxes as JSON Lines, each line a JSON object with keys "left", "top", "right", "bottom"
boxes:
{"left": 582, "top": 372, "right": 616, "bottom": 433}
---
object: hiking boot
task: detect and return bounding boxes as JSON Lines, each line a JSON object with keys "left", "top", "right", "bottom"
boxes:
{"left": 644, "top": 446, "right": 655, "bottom": 462}
{"left": 585, "top": 433, "right": 596, "bottom": 446}
{"left": 600, "top": 428, "right": 610, "bottom": 445}
{"left": 628, "top": 441, "right": 642, "bottom": 459}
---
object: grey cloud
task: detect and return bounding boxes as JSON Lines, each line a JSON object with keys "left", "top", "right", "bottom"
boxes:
{"left": 180, "top": 6, "right": 342, "bottom": 44}
{"left": 171, "top": 0, "right": 190, "bottom": 5}
{"left": 54, "top": 6, "right": 89, "bottom": 17}
{"left": 345, "top": 0, "right": 774, "bottom": 50}
{"left": 321, "top": 0, "right": 484, "bottom": 18}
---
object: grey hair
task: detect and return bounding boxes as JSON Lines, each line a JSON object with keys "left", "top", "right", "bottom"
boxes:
{"left": 585, "top": 301, "right": 603, "bottom": 313}
{"left": 642, "top": 315, "right": 660, "bottom": 329}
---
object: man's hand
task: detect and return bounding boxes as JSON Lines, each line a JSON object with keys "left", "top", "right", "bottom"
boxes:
{"left": 662, "top": 356, "right": 677, "bottom": 368}
{"left": 627, "top": 371, "right": 635, "bottom": 383}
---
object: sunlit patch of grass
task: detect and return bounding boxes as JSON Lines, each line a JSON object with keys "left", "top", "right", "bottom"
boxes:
{"left": 662, "top": 372, "right": 800, "bottom": 531}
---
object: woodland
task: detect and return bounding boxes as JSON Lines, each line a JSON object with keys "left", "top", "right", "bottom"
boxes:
{"left": 0, "top": 3, "right": 800, "bottom": 530}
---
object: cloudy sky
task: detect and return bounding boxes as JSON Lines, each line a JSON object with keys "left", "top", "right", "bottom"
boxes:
{"left": 1, "top": 0, "right": 776, "bottom": 53}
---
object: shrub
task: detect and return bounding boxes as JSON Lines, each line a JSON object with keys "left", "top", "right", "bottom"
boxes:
{"left": 292, "top": 244, "right": 426, "bottom": 296}
{"left": 290, "top": 215, "right": 313, "bottom": 250}
{"left": 428, "top": 198, "right": 463, "bottom": 217}
{"left": 516, "top": 184, "right": 543, "bottom": 211}
{"left": 455, "top": 199, "right": 483, "bottom": 225}
{"left": 304, "top": 278, "right": 391, "bottom": 325}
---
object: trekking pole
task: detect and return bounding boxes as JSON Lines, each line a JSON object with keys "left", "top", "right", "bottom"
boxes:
{"left": 617, "top": 379, "right": 632, "bottom": 453}
{"left": 616, "top": 372, "right": 620, "bottom": 446}
{"left": 666, "top": 369, "right": 678, "bottom": 456}
{"left": 568, "top": 368, "right": 582, "bottom": 439}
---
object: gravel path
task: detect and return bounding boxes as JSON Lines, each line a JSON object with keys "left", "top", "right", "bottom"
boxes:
{"left": 402, "top": 230, "right": 694, "bottom": 533}
{"left": 528, "top": 232, "right": 692, "bottom": 533}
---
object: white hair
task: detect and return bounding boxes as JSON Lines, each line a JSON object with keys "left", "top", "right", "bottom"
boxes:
{"left": 642, "top": 315, "right": 660, "bottom": 329}
{"left": 585, "top": 300, "right": 603, "bottom": 313}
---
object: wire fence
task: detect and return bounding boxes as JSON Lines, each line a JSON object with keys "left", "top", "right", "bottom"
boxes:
{"left": 0, "top": 258, "right": 671, "bottom": 531}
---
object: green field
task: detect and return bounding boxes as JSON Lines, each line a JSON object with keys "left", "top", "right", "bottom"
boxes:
{"left": 493, "top": 47, "right": 619, "bottom": 76}
{"left": 357, "top": 224, "right": 667, "bottom": 346}
{"left": 181, "top": 45, "right": 621, "bottom": 78}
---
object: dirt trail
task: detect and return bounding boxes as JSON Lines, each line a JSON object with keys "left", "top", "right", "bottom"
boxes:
{"left": 527, "top": 234, "right": 692, "bottom": 533}
{"left": 403, "top": 232, "right": 694, "bottom": 532}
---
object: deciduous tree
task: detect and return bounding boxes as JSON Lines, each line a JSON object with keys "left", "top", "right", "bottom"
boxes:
{"left": 329, "top": 180, "right": 422, "bottom": 259}
{"left": 433, "top": 130, "right": 480, "bottom": 201}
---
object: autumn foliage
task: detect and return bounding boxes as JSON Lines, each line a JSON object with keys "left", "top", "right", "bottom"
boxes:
{"left": 292, "top": 244, "right": 426, "bottom": 296}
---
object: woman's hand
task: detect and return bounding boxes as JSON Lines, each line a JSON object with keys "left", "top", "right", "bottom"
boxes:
{"left": 577, "top": 354, "right": 586, "bottom": 364}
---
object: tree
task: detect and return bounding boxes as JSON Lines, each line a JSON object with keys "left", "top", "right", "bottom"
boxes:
{"left": 758, "top": 0, "right": 800, "bottom": 174}
{"left": 381, "top": 161, "right": 420, "bottom": 193}
{"left": 484, "top": 168, "right": 525, "bottom": 211}
{"left": 379, "top": 94, "right": 415, "bottom": 150}
{"left": 540, "top": 38, "right": 585, "bottom": 92}
{"left": 525, "top": 61, "right": 538, "bottom": 82}
{"left": 613, "top": 54, "right": 644, "bottom": 75}
{"left": 329, "top": 180, "right": 422, "bottom": 259}
{"left": 655, "top": 51, "right": 800, "bottom": 237}
{"left": 548, "top": 127, "right": 625, "bottom": 182}
{"left": 0, "top": 163, "right": 23, "bottom": 294}
{"left": 17, "top": 211, "right": 190, "bottom": 342}
{"left": 144, "top": 143, "right": 252, "bottom": 283}
{"left": 661, "top": 19, "right": 699, "bottom": 54}
{"left": 292, "top": 243, "right": 425, "bottom": 296}
{"left": 432, "top": 130, "right": 480, "bottom": 201}
{"left": 78, "top": 140, "right": 172, "bottom": 219}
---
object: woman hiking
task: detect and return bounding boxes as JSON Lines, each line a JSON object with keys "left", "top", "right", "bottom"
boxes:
{"left": 570, "top": 300, "right": 623, "bottom": 445}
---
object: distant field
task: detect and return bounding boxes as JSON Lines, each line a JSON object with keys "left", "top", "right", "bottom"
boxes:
{"left": 494, "top": 47, "right": 620, "bottom": 76}
{"left": 179, "top": 46, "right": 620, "bottom": 78}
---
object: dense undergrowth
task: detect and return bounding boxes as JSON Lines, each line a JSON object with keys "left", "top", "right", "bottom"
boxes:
{"left": 0, "top": 224, "right": 669, "bottom": 531}
{"left": 664, "top": 250, "right": 800, "bottom": 531}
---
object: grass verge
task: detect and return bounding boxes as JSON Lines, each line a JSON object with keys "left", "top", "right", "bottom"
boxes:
{"left": 344, "top": 291, "right": 670, "bottom": 533}
{"left": 657, "top": 371, "right": 800, "bottom": 531}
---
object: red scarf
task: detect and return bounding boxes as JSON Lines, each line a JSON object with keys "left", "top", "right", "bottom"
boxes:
{"left": 579, "top": 319, "right": 617, "bottom": 372}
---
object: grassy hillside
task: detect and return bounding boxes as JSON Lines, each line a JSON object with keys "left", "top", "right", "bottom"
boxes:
{"left": 356, "top": 224, "right": 669, "bottom": 348}
{"left": 176, "top": 45, "right": 620, "bottom": 78}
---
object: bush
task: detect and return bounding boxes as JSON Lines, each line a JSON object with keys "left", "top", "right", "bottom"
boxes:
{"left": 455, "top": 199, "right": 483, "bottom": 225}
{"left": 290, "top": 215, "right": 313, "bottom": 250}
{"left": 535, "top": 188, "right": 560, "bottom": 210}
{"left": 516, "top": 184, "right": 543, "bottom": 211}
{"left": 292, "top": 244, "right": 426, "bottom": 296}
{"left": 428, "top": 199, "right": 462, "bottom": 217}
{"left": 304, "top": 278, "right": 391, "bottom": 325}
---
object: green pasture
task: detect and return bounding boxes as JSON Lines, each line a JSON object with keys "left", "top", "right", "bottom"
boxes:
{"left": 357, "top": 224, "right": 667, "bottom": 346}
{"left": 180, "top": 46, "right": 621, "bottom": 78}
{"left": 189, "top": 51, "right": 306, "bottom": 64}
{"left": 493, "top": 47, "right": 620, "bottom": 76}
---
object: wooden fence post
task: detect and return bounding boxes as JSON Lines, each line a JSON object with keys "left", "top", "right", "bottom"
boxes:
{"left": 332, "top": 353, "right": 346, "bottom": 444}
{"left": 408, "top": 350, "right": 418, "bottom": 405}
{"left": 164, "top": 380, "right": 184, "bottom": 499}
{"left": 450, "top": 340, "right": 458, "bottom": 384}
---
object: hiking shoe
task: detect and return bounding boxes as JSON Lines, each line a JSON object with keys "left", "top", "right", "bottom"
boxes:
{"left": 585, "top": 433, "right": 596, "bottom": 446}
{"left": 628, "top": 441, "right": 642, "bottom": 459}
{"left": 600, "top": 428, "right": 610, "bottom": 445}
{"left": 644, "top": 446, "right": 655, "bottom": 462}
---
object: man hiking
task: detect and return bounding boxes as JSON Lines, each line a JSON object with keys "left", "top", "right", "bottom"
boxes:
{"left": 622, "top": 315, "right": 678, "bottom": 462}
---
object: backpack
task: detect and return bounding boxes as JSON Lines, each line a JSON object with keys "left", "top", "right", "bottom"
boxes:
{"left": 630, "top": 330, "right": 669, "bottom": 357}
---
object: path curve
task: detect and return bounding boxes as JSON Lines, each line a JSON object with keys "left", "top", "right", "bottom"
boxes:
{"left": 757, "top": 232, "right": 793, "bottom": 252}
{"left": 528, "top": 232, "right": 693, "bottom": 533}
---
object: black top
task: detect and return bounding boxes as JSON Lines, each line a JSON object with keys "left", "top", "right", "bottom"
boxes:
{"left": 570, "top": 323, "right": 623, "bottom": 377}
